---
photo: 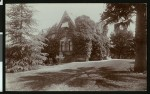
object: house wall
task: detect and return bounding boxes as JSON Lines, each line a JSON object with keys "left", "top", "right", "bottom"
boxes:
{"left": 57, "top": 35, "right": 88, "bottom": 63}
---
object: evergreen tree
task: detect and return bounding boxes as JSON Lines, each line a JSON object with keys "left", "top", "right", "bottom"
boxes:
{"left": 6, "top": 4, "right": 47, "bottom": 72}
{"left": 90, "top": 41, "right": 102, "bottom": 61}
{"left": 110, "top": 30, "right": 135, "bottom": 59}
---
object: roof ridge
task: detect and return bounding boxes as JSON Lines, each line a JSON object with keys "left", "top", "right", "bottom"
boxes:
{"left": 57, "top": 11, "right": 75, "bottom": 30}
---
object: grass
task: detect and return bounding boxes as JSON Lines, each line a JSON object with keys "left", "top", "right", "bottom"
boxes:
{"left": 6, "top": 59, "right": 147, "bottom": 91}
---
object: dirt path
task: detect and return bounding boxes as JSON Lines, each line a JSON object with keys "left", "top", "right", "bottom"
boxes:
{"left": 6, "top": 59, "right": 147, "bottom": 91}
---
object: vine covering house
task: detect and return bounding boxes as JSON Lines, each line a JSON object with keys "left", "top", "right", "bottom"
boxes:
{"left": 44, "top": 11, "right": 110, "bottom": 64}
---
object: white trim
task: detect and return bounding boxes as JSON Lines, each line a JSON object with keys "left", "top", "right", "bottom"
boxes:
{"left": 0, "top": 32, "right": 3, "bottom": 35}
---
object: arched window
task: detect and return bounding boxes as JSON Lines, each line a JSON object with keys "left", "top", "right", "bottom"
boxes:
{"left": 62, "top": 41, "right": 65, "bottom": 51}
{"left": 60, "top": 41, "right": 65, "bottom": 51}
{"left": 60, "top": 39, "right": 73, "bottom": 52}
{"left": 66, "top": 42, "right": 69, "bottom": 51}
{"left": 60, "top": 41, "right": 62, "bottom": 51}
{"left": 69, "top": 41, "right": 72, "bottom": 51}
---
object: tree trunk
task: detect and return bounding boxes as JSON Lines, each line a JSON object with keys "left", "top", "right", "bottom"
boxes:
{"left": 134, "top": 4, "right": 147, "bottom": 72}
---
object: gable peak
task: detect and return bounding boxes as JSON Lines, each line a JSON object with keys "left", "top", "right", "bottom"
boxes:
{"left": 63, "top": 11, "right": 69, "bottom": 18}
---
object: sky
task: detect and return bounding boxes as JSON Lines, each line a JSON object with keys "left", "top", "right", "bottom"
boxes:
{"left": 6, "top": 3, "right": 136, "bottom": 37}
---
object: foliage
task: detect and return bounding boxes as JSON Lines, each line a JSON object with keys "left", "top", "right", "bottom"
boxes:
{"left": 43, "top": 15, "right": 110, "bottom": 63}
{"left": 101, "top": 3, "right": 135, "bottom": 26}
{"left": 75, "top": 15, "right": 96, "bottom": 40}
{"left": 72, "top": 35, "right": 87, "bottom": 56}
{"left": 90, "top": 33, "right": 110, "bottom": 61}
{"left": 101, "top": 3, "right": 147, "bottom": 72}
{"left": 6, "top": 4, "right": 47, "bottom": 72}
{"left": 74, "top": 15, "right": 95, "bottom": 60}
{"left": 42, "top": 24, "right": 59, "bottom": 64}
{"left": 74, "top": 15, "right": 110, "bottom": 60}
{"left": 110, "top": 30, "right": 135, "bottom": 59}
{"left": 89, "top": 41, "right": 102, "bottom": 61}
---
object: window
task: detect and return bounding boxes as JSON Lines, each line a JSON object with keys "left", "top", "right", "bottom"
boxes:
{"left": 69, "top": 41, "right": 72, "bottom": 51}
{"left": 66, "top": 42, "right": 69, "bottom": 51}
{"left": 60, "top": 39, "right": 73, "bottom": 52}
{"left": 61, "top": 22, "right": 69, "bottom": 28}
{"left": 60, "top": 41, "right": 64, "bottom": 51}
{"left": 62, "top": 42, "right": 65, "bottom": 51}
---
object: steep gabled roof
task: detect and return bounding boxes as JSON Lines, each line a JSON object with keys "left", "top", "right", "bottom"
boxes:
{"left": 57, "top": 11, "right": 75, "bottom": 30}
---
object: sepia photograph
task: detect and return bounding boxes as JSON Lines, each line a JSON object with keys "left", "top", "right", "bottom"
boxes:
{"left": 5, "top": 3, "right": 147, "bottom": 91}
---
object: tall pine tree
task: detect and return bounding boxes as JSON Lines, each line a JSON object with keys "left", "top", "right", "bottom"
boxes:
{"left": 6, "top": 4, "right": 47, "bottom": 72}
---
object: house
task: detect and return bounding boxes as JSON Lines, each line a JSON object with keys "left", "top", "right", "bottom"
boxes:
{"left": 45, "top": 11, "right": 109, "bottom": 63}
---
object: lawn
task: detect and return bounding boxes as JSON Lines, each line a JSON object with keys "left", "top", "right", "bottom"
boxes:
{"left": 6, "top": 59, "right": 147, "bottom": 91}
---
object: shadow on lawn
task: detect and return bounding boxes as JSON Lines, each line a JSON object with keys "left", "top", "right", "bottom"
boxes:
{"left": 18, "top": 66, "right": 146, "bottom": 91}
